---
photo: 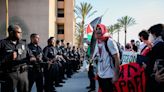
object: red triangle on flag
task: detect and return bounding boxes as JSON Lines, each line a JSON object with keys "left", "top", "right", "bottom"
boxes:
{"left": 86, "top": 24, "right": 93, "bottom": 34}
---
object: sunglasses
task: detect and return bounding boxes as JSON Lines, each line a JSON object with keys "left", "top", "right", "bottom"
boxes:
{"left": 96, "top": 27, "right": 101, "bottom": 31}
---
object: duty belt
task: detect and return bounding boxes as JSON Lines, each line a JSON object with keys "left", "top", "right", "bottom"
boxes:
{"left": 5, "top": 65, "right": 28, "bottom": 73}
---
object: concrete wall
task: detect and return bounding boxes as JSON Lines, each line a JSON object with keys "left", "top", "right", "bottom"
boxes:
{"left": 0, "top": 0, "right": 49, "bottom": 48}
{"left": 49, "top": 0, "right": 55, "bottom": 39}
{"left": 0, "top": 0, "right": 75, "bottom": 47}
{"left": 65, "top": 0, "right": 75, "bottom": 46}
{"left": 0, "top": 0, "right": 7, "bottom": 39}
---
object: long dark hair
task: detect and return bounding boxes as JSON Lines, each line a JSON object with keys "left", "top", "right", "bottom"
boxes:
{"left": 148, "top": 24, "right": 164, "bottom": 38}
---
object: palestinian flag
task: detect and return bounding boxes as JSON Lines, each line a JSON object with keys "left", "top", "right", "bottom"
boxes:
{"left": 86, "top": 16, "right": 102, "bottom": 41}
{"left": 86, "top": 16, "right": 102, "bottom": 57}
{"left": 86, "top": 24, "right": 93, "bottom": 42}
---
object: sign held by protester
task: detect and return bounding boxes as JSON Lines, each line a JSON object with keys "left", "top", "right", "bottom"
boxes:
{"left": 121, "top": 51, "right": 137, "bottom": 65}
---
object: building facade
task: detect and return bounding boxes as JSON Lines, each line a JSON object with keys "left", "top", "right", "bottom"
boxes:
{"left": 0, "top": 0, "right": 75, "bottom": 47}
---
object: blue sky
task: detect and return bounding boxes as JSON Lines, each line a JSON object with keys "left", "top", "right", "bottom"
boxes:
{"left": 76, "top": 0, "right": 164, "bottom": 45}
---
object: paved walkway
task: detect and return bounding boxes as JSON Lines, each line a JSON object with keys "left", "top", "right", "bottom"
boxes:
{"left": 56, "top": 71, "right": 92, "bottom": 92}
{"left": 31, "top": 71, "right": 98, "bottom": 92}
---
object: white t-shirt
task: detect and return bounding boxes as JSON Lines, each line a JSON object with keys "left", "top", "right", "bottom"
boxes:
{"left": 93, "top": 38, "right": 119, "bottom": 78}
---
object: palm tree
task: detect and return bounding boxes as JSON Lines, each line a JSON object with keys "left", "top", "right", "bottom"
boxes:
{"left": 114, "top": 23, "right": 122, "bottom": 43}
{"left": 75, "top": 2, "right": 97, "bottom": 47}
{"left": 107, "top": 25, "right": 116, "bottom": 36}
{"left": 75, "top": 22, "right": 85, "bottom": 45}
{"left": 117, "top": 16, "right": 136, "bottom": 45}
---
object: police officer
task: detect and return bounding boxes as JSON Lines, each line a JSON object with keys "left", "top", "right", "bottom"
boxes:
{"left": 65, "top": 43, "right": 73, "bottom": 78}
{"left": 0, "top": 24, "right": 35, "bottom": 92}
{"left": 71, "top": 46, "right": 77, "bottom": 72}
{"left": 28, "top": 33, "right": 43, "bottom": 92}
{"left": 43, "top": 37, "right": 58, "bottom": 92}
{"left": 55, "top": 40, "right": 66, "bottom": 85}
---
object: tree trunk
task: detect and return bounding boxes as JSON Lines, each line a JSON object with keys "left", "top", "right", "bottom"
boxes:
{"left": 79, "top": 20, "right": 84, "bottom": 48}
{"left": 124, "top": 27, "right": 127, "bottom": 46}
{"left": 117, "top": 30, "right": 120, "bottom": 43}
{"left": 78, "top": 36, "right": 81, "bottom": 48}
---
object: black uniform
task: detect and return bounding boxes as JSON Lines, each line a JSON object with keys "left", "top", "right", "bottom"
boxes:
{"left": 28, "top": 43, "right": 43, "bottom": 92}
{"left": 70, "top": 49, "right": 76, "bottom": 72}
{"left": 0, "top": 38, "right": 33, "bottom": 92}
{"left": 65, "top": 48, "right": 73, "bottom": 77}
{"left": 55, "top": 46, "right": 65, "bottom": 85}
{"left": 61, "top": 47, "right": 70, "bottom": 78}
{"left": 43, "top": 45, "right": 58, "bottom": 92}
{"left": 59, "top": 46, "right": 67, "bottom": 80}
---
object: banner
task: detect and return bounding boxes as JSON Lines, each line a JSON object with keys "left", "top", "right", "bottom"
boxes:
{"left": 98, "top": 63, "right": 146, "bottom": 92}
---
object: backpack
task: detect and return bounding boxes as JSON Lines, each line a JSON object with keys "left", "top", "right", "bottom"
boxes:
{"left": 104, "top": 38, "right": 122, "bottom": 67}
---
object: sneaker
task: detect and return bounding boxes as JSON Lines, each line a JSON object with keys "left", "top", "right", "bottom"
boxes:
{"left": 55, "top": 84, "right": 63, "bottom": 87}
{"left": 67, "top": 75, "right": 71, "bottom": 78}
{"left": 86, "top": 86, "right": 91, "bottom": 89}
{"left": 60, "top": 80, "right": 65, "bottom": 83}
{"left": 63, "top": 77, "right": 67, "bottom": 80}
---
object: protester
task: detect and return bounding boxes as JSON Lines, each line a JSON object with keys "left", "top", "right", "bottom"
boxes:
{"left": 125, "top": 43, "right": 133, "bottom": 51}
{"left": 135, "top": 40, "right": 140, "bottom": 49}
{"left": 138, "top": 30, "right": 152, "bottom": 56}
{"left": 0, "top": 25, "right": 35, "bottom": 92}
{"left": 121, "top": 43, "right": 137, "bottom": 65}
{"left": 130, "top": 39, "right": 138, "bottom": 52}
{"left": 146, "top": 24, "right": 164, "bottom": 92}
{"left": 92, "top": 24, "right": 120, "bottom": 92}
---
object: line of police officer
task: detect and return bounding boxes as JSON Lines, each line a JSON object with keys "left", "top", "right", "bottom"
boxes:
{"left": 0, "top": 24, "right": 81, "bottom": 92}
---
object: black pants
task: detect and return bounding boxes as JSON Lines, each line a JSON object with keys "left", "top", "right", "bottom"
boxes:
{"left": 88, "top": 65, "right": 95, "bottom": 90}
{"left": 44, "top": 63, "right": 58, "bottom": 92}
{"left": 98, "top": 76, "right": 113, "bottom": 92}
{"left": 28, "top": 69, "right": 43, "bottom": 92}
{"left": 66, "top": 61, "right": 73, "bottom": 77}
{"left": 2, "top": 71, "right": 28, "bottom": 92}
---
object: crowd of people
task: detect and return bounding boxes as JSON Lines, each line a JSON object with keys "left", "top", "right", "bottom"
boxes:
{"left": 0, "top": 24, "right": 83, "bottom": 92}
{"left": 84, "top": 23, "right": 164, "bottom": 92}
{"left": 0, "top": 23, "right": 164, "bottom": 92}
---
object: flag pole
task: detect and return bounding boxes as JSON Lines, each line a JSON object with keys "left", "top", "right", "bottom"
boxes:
{"left": 93, "top": 8, "right": 108, "bottom": 30}
{"left": 6, "top": 0, "right": 9, "bottom": 36}
{"left": 102, "top": 8, "right": 109, "bottom": 17}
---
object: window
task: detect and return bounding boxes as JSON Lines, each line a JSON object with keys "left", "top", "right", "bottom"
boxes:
{"left": 57, "top": 9, "right": 64, "bottom": 17}
{"left": 57, "top": 24, "right": 64, "bottom": 34}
